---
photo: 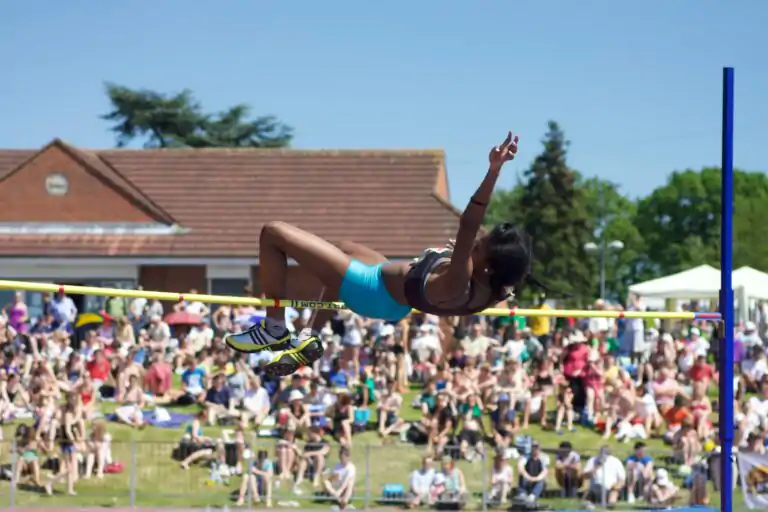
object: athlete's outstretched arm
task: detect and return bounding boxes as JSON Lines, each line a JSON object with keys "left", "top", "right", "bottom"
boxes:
{"left": 442, "top": 132, "right": 519, "bottom": 289}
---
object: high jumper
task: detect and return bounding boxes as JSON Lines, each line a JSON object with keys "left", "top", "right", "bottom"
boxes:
{"left": 226, "top": 132, "right": 535, "bottom": 376}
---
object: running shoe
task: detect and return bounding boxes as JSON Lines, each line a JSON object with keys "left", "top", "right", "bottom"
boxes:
{"left": 263, "top": 329, "right": 324, "bottom": 377}
{"left": 224, "top": 317, "right": 292, "bottom": 353}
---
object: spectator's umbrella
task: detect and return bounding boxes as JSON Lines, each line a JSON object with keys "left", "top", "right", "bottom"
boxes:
{"left": 164, "top": 311, "right": 203, "bottom": 326}
{"left": 75, "top": 311, "right": 112, "bottom": 329}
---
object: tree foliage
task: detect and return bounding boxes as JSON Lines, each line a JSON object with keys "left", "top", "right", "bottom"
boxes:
{"left": 518, "top": 121, "right": 594, "bottom": 302}
{"left": 101, "top": 83, "right": 292, "bottom": 149}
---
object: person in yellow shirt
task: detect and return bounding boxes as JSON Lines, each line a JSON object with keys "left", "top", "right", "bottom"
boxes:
{"left": 529, "top": 294, "right": 552, "bottom": 347}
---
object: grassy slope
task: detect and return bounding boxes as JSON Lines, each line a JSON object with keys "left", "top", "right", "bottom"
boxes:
{"left": 0, "top": 389, "right": 745, "bottom": 510}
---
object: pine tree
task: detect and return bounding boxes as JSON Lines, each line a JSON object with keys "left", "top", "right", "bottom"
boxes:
{"left": 520, "top": 121, "right": 593, "bottom": 303}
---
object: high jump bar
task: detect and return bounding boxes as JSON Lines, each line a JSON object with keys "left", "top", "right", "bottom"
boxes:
{"left": 0, "top": 279, "right": 722, "bottom": 320}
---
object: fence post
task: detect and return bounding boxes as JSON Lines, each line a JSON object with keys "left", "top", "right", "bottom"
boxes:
{"left": 481, "top": 448, "right": 487, "bottom": 512}
{"left": 364, "top": 444, "right": 371, "bottom": 510}
{"left": 9, "top": 439, "right": 17, "bottom": 510}
{"left": 129, "top": 440, "right": 137, "bottom": 507}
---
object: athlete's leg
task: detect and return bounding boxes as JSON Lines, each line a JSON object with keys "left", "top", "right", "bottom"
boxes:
{"left": 225, "top": 221, "right": 351, "bottom": 354}
{"left": 338, "top": 240, "right": 388, "bottom": 265}
{"left": 259, "top": 221, "right": 351, "bottom": 321}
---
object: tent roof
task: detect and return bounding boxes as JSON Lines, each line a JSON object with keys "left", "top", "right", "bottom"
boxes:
{"left": 628, "top": 264, "right": 721, "bottom": 299}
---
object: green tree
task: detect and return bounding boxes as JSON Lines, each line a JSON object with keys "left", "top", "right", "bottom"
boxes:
{"left": 101, "top": 83, "right": 292, "bottom": 148}
{"left": 519, "top": 121, "right": 594, "bottom": 303}
{"left": 484, "top": 182, "right": 524, "bottom": 227}
{"left": 581, "top": 177, "right": 648, "bottom": 302}
{"left": 636, "top": 167, "right": 768, "bottom": 274}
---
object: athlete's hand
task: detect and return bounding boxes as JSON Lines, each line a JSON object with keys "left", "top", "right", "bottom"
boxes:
{"left": 488, "top": 131, "right": 518, "bottom": 169}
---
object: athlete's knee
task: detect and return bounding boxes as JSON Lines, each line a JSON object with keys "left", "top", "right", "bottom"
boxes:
{"left": 260, "top": 221, "right": 290, "bottom": 242}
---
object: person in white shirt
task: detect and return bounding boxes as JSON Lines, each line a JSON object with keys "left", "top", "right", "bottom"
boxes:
{"left": 588, "top": 300, "right": 611, "bottom": 336}
{"left": 173, "top": 290, "right": 210, "bottom": 317}
{"left": 412, "top": 324, "right": 442, "bottom": 362}
{"left": 406, "top": 455, "right": 436, "bottom": 508}
{"left": 649, "top": 468, "right": 680, "bottom": 506}
{"left": 623, "top": 294, "right": 647, "bottom": 362}
{"left": 742, "top": 348, "right": 768, "bottom": 392}
{"left": 740, "top": 321, "right": 763, "bottom": 348}
{"left": 582, "top": 446, "right": 626, "bottom": 508}
{"left": 489, "top": 451, "right": 514, "bottom": 505}
{"left": 243, "top": 375, "right": 271, "bottom": 427}
{"left": 323, "top": 447, "right": 356, "bottom": 510}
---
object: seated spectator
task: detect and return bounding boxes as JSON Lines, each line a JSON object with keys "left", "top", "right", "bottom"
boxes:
{"left": 649, "top": 468, "right": 680, "bottom": 506}
{"left": 114, "top": 374, "right": 146, "bottom": 428}
{"left": 242, "top": 374, "right": 271, "bottom": 427}
{"left": 328, "top": 392, "right": 354, "bottom": 447}
{"left": 275, "top": 429, "right": 299, "bottom": 485}
{"left": 625, "top": 441, "right": 654, "bottom": 504}
{"left": 437, "top": 455, "right": 468, "bottom": 506}
{"left": 178, "top": 356, "right": 207, "bottom": 405}
{"left": 147, "top": 315, "right": 171, "bottom": 353}
{"left": 13, "top": 424, "right": 41, "bottom": 488}
{"left": 179, "top": 409, "right": 218, "bottom": 469}
{"left": 377, "top": 378, "right": 406, "bottom": 439}
{"left": 428, "top": 391, "right": 455, "bottom": 456}
{"left": 204, "top": 373, "right": 237, "bottom": 426}
{"left": 405, "top": 454, "right": 436, "bottom": 509}
{"left": 582, "top": 446, "right": 626, "bottom": 508}
{"left": 236, "top": 449, "right": 273, "bottom": 508}
{"left": 293, "top": 425, "right": 330, "bottom": 493}
{"left": 738, "top": 377, "right": 768, "bottom": 446}
{"left": 457, "top": 392, "right": 485, "bottom": 460}
{"left": 489, "top": 451, "right": 514, "bottom": 505}
{"left": 143, "top": 352, "right": 174, "bottom": 402}
{"left": 554, "top": 441, "right": 582, "bottom": 498}
{"left": 323, "top": 447, "right": 356, "bottom": 510}
{"left": 516, "top": 441, "right": 549, "bottom": 503}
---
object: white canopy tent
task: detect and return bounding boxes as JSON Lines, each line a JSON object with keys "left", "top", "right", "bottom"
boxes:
{"left": 628, "top": 265, "right": 722, "bottom": 299}
{"left": 629, "top": 265, "right": 768, "bottom": 326}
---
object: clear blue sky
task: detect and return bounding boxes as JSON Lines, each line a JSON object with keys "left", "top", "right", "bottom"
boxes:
{"left": 2, "top": 1, "right": 765, "bottom": 206}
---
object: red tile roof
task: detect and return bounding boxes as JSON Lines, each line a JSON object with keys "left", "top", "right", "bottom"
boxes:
{"left": 0, "top": 143, "right": 461, "bottom": 257}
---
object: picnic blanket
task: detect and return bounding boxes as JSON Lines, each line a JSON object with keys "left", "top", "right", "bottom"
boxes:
{"left": 107, "top": 408, "right": 194, "bottom": 428}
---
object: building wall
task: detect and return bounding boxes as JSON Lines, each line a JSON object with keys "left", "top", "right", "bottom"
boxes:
{"left": 0, "top": 145, "right": 154, "bottom": 223}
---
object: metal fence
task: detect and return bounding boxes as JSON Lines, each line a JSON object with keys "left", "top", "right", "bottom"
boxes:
{"left": 0, "top": 439, "right": 727, "bottom": 510}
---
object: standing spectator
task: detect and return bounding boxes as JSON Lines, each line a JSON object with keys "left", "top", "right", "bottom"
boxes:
{"left": 50, "top": 291, "right": 77, "bottom": 333}
{"left": 323, "top": 447, "right": 356, "bottom": 510}
{"left": 529, "top": 294, "right": 552, "bottom": 348}
{"left": 516, "top": 441, "right": 549, "bottom": 503}
{"left": 104, "top": 295, "right": 127, "bottom": 320}
{"left": 623, "top": 294, "right": 646, "bottom": 362}
{"left": 3, "top": 292, "right": 28, "bottom": 334}
{"left": 582, "top": 446, "right": 626, "bottom": 508}
{"left": 128, "top": 287, "right": 148, "bottom": 331}
{"left": 173, "top": 289, "right": 210, "bottom": 317}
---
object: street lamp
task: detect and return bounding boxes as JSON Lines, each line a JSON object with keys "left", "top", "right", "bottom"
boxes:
{"left": 584, "top": 240, "right": 624, "bottom": 299}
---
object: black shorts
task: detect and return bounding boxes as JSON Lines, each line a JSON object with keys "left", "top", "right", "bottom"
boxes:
{"left": 459, "top": 429, "right": 482, "bottom": 446}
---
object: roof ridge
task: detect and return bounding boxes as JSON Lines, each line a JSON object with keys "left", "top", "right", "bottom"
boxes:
{"left": 95, "top": 148, "right": 447, "bottom": 156}
{"left": 54, "top": 140, "right": 178, "bottom": 225}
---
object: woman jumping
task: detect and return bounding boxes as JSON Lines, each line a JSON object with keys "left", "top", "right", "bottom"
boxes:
{"left": 225, "top": 132, "right": 531, "bottom": 376}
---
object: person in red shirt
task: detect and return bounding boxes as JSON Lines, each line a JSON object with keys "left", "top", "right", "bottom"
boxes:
{"left": 86, "top": 350, "right": 111, "bottom": 393}
{"left": 689, "top": 354, "right": 715, "bottom": 387}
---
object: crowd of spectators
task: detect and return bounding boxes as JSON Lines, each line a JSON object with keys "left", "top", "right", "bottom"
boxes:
{"left": 0, "top": 287, "right": 766, "bottom": 509}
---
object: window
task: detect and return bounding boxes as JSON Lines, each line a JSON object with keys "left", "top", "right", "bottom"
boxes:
{"left": 209, "top": 279, "right": 250, "bottom": 314}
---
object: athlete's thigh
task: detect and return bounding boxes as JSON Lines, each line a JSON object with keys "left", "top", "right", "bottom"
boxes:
{"left": 338, "top": 240, "right": 388, "bottom": 265}
{"left": 262, "top": 221, "right": 350, "bottom": 291}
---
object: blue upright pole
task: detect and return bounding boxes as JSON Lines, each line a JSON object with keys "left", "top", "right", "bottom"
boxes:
{"left": 719, "top": 66, "right": 735, "bottom": 512}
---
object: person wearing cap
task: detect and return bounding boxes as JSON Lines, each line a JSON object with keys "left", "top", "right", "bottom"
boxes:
{"left": 516, "top": 440, "right": 549, "bottom": 503}
{"left": 581, "top": 446, "right": 626, "bottom": 508}
{"left": 625, "top": 441, "right": 654, "bottom": 504}
{"left": 649, "top": 468, "right": 680, "bottom": 506}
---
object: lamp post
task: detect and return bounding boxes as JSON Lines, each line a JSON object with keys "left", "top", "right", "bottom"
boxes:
{"left": 584, "top": 239, "right": 624, "bottom": 300}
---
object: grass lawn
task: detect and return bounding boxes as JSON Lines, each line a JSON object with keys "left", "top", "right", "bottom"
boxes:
{"left": 0, "top": 390, "right": 746, "bottom": 510}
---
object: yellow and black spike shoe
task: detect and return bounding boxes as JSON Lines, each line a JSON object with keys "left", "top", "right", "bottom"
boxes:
{"left": 263, "top": 329, "right": 324, "bottom": 377}
{"left": 224, "top": 317, "right": 292, "bottom": 353}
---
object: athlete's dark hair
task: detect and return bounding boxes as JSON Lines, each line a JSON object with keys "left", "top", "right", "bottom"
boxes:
{"left": 485, "top": 223, "right": 532, "bottom": 298}
{"left": 485, "top": 223, "right": 567, "bottom": 299}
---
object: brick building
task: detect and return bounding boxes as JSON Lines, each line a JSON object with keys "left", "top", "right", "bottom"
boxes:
{"left": 0, "top": 139, "right": 460, "bottom": 318}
